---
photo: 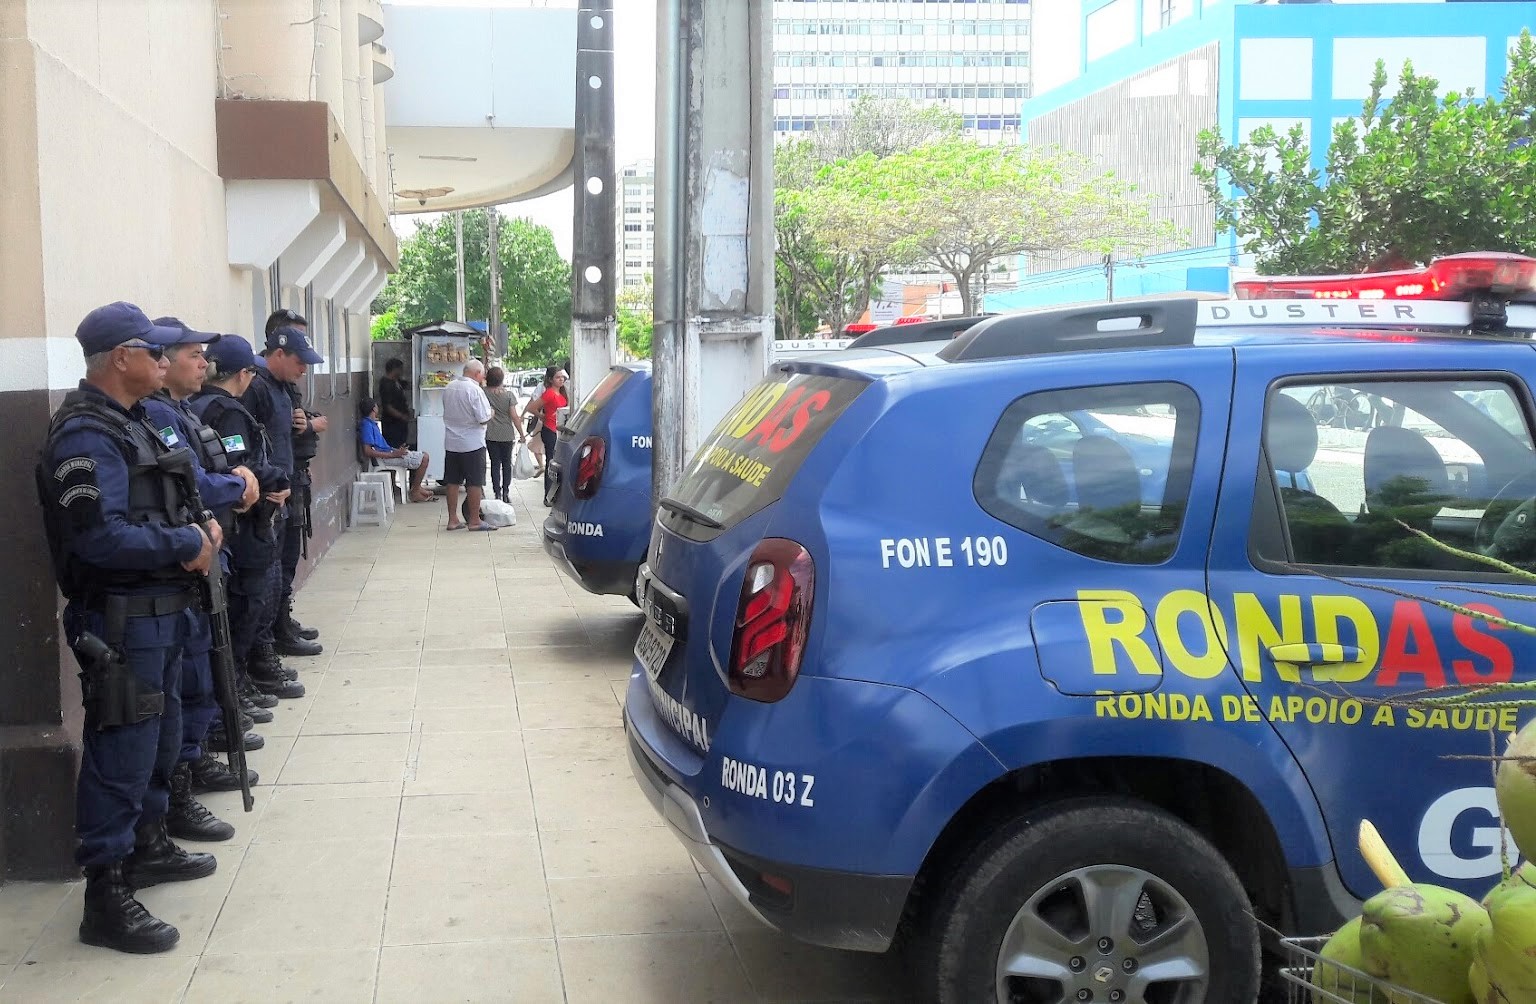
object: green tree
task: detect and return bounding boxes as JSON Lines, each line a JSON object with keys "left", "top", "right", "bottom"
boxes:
{"left": 1194, "top": 32, "right": 1536, "bottom": 275}
{"left": 774, "top": 99, "right": 962, "bottom": 335}
{"left": 374, "top": 209, "right": 573, "bottom": 365}
{"left": 617, "top": 276, "right": 653, "bottom": 358}
{"left": 816, "top": 139, "right": 1176, "bottom": 316}
{"left": 370, "top": 307, "right": 399, "bottom": 341}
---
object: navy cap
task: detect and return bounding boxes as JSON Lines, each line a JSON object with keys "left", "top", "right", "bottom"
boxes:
{"left": 205, "top": 335, "right": 257, "bottom": 374}
{"left": 266, "top": 324, "right": 323, "bottom": 365}
{"left": 150, "top": 316, "right": 222, "bottom": 346}
{"left": 75, "top": 302, "right": 185, "bottom": 356}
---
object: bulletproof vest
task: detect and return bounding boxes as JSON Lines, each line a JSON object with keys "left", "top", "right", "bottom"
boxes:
{"left": 151, "top": 391, "right": 230, "bottom": 476}
{"left": 191, "top": 391, "right": 271, "bottom": 471}
{"left": 36, "top": 390, "right": 199, "bottom": 600}
{"left": 250, "top": 368, "right": 296, "bottom": 474}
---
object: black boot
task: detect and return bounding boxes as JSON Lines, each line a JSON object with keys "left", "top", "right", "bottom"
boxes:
{"left": 166, "top": 762, "right": 235, "bottom": 842}
{"left": 123, "top": 817, "right": 216, "bottom": 889}
{"left": 239, "top": 690, "right": 274, "bottom": 724}
{"left": 274, "top": 607, "right": 323, "bottom": 656}
{"left": 240, "top": 675, "right": 279, "bottom": 709}
{"left": 206, "top": 725, "right": 265, "bottom": 752}
{"left": 79, "top": 862, "right": 179, "bottom": 954}
{"left": 251, "top": 643, "right": 299, "bottom": 681}
{"left": 189, "top": 752, "right": 258, "bottom": 793}
{"left": 287, "top": 613, "right": 320, "bottom": 642}
{"left": 249, "top": 648, "right": 305, "bottom": 699}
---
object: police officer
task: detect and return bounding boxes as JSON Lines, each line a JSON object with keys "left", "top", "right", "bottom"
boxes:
{"left": 264, "top": 309, "right": 325, "bottom": 659}
{"left": 238, "top": 320, "right": 323, "bottom": 699}
{"left": 193, "top": 336, "right": 295, "bottom": 730}
{"left": 142, "top": 319, "right": 263, "bottom": 842}
{"left": 37, "top": 302, "right": 223, "bottom": 954}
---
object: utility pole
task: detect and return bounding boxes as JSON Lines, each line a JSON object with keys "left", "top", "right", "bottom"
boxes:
{"left": 454, "top": 210, "right": 466, "bottom": 322}
{"left": 569, "top": 1, "right": 617, "bottom": 408}
{"left": 487, "top": 205, "right": 501, "bottom": 357}
{"left": 652, "top": 0, "right": 774, "bottom": 504}
{"left": 1104, "top": 253, "right": 1115, "bottom": 302}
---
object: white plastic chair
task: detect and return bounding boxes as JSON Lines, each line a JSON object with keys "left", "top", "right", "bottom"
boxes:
{"left": 360, "top": 471, "right": 397, "bottom": 513}
{"left": 350, "top": 479, "right": 390, "bottom": 527}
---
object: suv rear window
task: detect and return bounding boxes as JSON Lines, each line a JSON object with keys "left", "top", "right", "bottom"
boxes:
{"left": 662, "top": 369, "right": 867, "bottom": 537}
{"left": 566, "top": 367, "right": 634, "bottom": 435}
{"left": 975, "top": 382, "right": 1201, "bottom": 564}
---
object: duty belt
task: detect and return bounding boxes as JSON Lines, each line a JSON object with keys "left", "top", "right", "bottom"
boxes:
{"left": 85, "top": 588, "right": 199, "bottom": 619}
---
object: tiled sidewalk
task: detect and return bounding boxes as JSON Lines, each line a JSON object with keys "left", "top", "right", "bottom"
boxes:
{"left": 0, "top": 479, "right": 905, "bottom": 1003}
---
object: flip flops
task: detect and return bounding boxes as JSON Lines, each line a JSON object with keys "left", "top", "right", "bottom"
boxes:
{"left": 467, "top": 524, "right": 499, "bottom": 532}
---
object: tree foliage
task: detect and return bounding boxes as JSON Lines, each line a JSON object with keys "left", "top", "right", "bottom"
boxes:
{"left": 1194, "top": 32, "right": 1536, "bottom": 275}
{"left": 617, "top": 276, "right": 653, "bottom": 359}
{"left": 370, "top": 307, "right": 399, "bottom": 341}
{"left": 373, "top": 209, "right": 573, "bottom": 365}
{"left": 811, "top": 140, "right": 1177, "bottom": 317}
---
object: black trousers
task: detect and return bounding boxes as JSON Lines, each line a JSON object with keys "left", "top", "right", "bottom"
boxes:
{"left": 487, "top": 440, "right": 515, "bottom": 496}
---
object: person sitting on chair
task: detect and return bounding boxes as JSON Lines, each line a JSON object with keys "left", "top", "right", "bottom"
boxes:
{"left": 358, "top": 397, "right": 434, "bottom": 503}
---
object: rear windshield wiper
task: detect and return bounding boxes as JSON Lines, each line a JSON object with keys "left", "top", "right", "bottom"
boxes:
{"left": 658, "top": 496, "right": 724, "bottom": 529}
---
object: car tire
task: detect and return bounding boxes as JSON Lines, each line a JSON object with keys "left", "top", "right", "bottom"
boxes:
{"left": 917, "top": 796, "right": 1259, "bottom": 1004}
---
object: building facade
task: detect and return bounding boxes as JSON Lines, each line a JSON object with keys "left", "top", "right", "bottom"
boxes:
{"left": 617, "top": 159, "right": 656, "bottom": 287}
{"left": 771, "top": 0, "right": 1033, "bottom": 143}
{"left": 989, "top": 0, "right": 1536, "bottom": 311}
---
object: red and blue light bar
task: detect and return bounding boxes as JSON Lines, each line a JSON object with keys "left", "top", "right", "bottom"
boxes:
{"left": 1234, "top": 252, "right": 1536, "bottom": 302}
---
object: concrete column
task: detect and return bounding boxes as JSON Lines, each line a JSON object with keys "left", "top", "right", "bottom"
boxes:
{"left": 653, "top": 0, "right": 775, "bottom": 495}
{"left": 339, "top": 0, "right": 365, "bottom": 169}
{"left": 314, "top": 0, "right": 344, "bottom": 108}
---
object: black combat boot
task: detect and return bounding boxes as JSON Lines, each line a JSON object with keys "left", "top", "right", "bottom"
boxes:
{"left": 206, "top": 724, "right": 264, "bottom": 752}
{"left": 240, "top": 675, "right": 279, "bottom": 709}
{"left": 123, "top": 817, "right": 216, "bottom": 889}
{"left": 189, "top": 752, "right": 258, "bottom": 794}
{"left": 166, "top": 762, "right": 235, "bottom": 842}
{"left": 286, "top": 610, "right": 320, "bottom": 641}
{"left": 274, "top": 617, "right": 323, "bottom": 657}
{"left": 238, "top": 690, "right": 274, "bottom": 724}
{"left": 249, "top": 645, "right": 305, "bottom": 699}
{"left": 251, "top": 643, "right": 299, "bottom": 681}
{"left": 79, "top": 862, "right": 180, "bottom": 954}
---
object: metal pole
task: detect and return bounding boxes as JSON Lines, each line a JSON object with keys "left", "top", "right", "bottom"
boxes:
{"left": 488, "top": 205, "right": 501, "bottom": 357}
{"left": 651, "top": 0, "right": 687, "bottom": 506}
{"left": 454, "top": 210, "right": 467, "bottom": 322}
{"left": 1105, "top": 253, "right": 1115, "bottom": 302}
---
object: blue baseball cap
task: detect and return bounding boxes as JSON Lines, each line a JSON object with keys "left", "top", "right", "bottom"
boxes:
{"left": 205, "top": 335, "right": 257, "bottom": 374}
{"left": 266, "top": 324, "right": 323, "bottom": 365}
{"left": 75, "top": 302, "right": 186, "bottom": 356}
{"left": 150, "top": 316, "right": 222, "bottom": 346}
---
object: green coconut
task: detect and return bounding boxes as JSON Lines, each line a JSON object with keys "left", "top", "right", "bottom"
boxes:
{"left": 1494, "top": 721, "right": 1536, "bottom": 863}
{"left": 1316, "top": 917, "right": 1381, "bottom": 1003}
{"left": 1477, "top": 876, "right": 1536, "bottom": 1002}
{"left": 1359, "top": 884, "right": 1489, "bottom": 1004}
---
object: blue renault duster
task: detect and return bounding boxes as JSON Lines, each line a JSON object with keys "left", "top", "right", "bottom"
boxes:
{"left": 623, "top": 254, "right": 1536, "bottom": 1003}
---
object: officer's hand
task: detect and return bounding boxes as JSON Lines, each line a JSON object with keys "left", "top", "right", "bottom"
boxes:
{"left": 310, "top": 415, "right": 329, "bottom": 433}
{"left": 182, "top": 525, "right": 217, "bottom": 574}
{"left": 233, "top": 466, "right": 260, "bottom": 511}
{"left": 266, "top": 489, "right": 292, "bottom": 505}
{"left": 291, "top": 408, "right": 307, "bottom": 432}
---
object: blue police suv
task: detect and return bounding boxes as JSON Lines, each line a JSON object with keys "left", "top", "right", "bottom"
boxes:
{"left": 622, "top": 253, "right": 1536, "bottom": 1003}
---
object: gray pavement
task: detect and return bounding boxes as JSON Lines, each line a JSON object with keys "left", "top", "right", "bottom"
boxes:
{"left": 0, "top": 476, "right": 905, "bottom": 1003}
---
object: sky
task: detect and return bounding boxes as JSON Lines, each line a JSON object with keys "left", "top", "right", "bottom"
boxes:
{"left": 386, "top": 0, "right": 659, "bottom": 259}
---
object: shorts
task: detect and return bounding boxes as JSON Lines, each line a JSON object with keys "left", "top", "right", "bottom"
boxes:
{"left": 442, "top": 447, "right": 488, "bottom": 487}
{"left": 380, "top": 449, "right": 426, "bottom": 472}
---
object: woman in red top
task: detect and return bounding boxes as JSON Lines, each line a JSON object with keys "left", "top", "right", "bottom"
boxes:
{"left": 523, "top": 365, "right": 568, "bottom": 502}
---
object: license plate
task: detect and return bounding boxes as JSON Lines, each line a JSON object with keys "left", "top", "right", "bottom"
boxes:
{"left": 634, "top": 617, "right": 674, "bottom": 682}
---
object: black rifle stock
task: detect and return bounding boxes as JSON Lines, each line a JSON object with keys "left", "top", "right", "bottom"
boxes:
{"left": 157, "top": 449, "right": 254, "bottom": 812}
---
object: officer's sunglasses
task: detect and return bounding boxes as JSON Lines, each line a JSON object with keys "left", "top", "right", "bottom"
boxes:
{"left": 119, "top": 340, "right": 166, "bottom": 360}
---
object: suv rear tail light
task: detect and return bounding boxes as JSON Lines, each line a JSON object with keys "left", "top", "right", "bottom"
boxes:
{"left": 1234, "top": 252, "right": 1536, "bottom": 302}
{"left": 573, "top": 436, "right": 606, "bottom": 499}
{"left": 729, "top": 539, "right": 814, "bottom": 703}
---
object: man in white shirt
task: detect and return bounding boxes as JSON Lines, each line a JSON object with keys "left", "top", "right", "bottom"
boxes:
{"left": 440, "top": 359, "right": 496, "bottom": 531}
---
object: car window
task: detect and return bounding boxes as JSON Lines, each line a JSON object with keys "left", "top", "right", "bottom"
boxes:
{"left": 1256, "top": 378, "right": 1536, "bottom": 573}
{"left": 975, "top": 382, "right": 1200, "bottom": 564}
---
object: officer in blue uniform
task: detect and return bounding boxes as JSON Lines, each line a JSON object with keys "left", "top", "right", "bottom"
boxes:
{"left": 36, "top": 302, "right": 223, "bottom": 954}
{"left": 142, "top": 319, "right": 262, "bottom": 842}
{"left": 264, "top": 309, "right": 325, "bottom": 659}
{"left": 193, "top": 336, "right": 294, "bottom": 724}
{"left": 237, "top": 322, "right": 322, "bottom": 699}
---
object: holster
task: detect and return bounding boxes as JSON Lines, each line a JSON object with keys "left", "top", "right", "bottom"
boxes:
{"left": 71, "top": 627, "right": 164, "bottom": 731}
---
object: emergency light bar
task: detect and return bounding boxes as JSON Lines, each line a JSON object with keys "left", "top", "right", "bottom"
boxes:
{"left": 1234, "top": 252, "right": 1536, "bottom": 302}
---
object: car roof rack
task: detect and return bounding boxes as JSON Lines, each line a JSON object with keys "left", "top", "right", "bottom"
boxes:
{"left": 846, "top": 315, "right": 994, "bottom": 349}
{"left": 938, "top": 297, "right": 1207, "bottom": 362}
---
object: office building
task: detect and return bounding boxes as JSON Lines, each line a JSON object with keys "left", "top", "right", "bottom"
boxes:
{"left": 617, "top": 159, "right": 656, "bottom": 287}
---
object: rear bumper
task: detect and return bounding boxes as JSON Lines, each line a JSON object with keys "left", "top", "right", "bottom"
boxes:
{"left": 624, "top": 711, "right": 911, "bottom": 953}
{"left": 541, "top": 524, "right": 640, "bottom": 597}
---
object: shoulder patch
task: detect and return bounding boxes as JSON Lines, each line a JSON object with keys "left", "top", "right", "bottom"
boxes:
{"left": 59, "top": 484, "right": 101, "bottom": 507}
{"left": 54, "top": 457, "right": 95, "bottom": 481}
{"left": 158, "top": 426, "right": 180, "bottom": 447}
{"left": 222, "top": 435, "right": 246, "bottom": 453}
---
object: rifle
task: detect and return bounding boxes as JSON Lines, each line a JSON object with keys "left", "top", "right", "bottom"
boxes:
{"left": 157, "top": 449, "right": 254, "bottom": 812}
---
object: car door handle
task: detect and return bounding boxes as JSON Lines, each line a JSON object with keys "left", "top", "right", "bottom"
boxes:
{"left": 1266, "top": 643, "right": 1364, "bottom": 677}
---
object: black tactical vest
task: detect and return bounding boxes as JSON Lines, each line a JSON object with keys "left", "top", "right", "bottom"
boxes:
{"left": 36, "top": 390, "right": 199, "bottom": 599}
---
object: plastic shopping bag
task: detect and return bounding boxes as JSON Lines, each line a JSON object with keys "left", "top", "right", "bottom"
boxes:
{"left": 512, "top": 442, "right": 537, "bottom": 481}
{"left": 480, "top": 499, "right": 518, "bottom": 527}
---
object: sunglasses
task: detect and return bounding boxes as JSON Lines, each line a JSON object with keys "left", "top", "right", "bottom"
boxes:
{"left": 120, "top": 340, "right": 166, "bottom": 360}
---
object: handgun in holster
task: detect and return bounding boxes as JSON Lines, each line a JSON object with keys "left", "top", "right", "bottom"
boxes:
{"left": 71, "top": 631, "right": 164, "bottom": 730}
